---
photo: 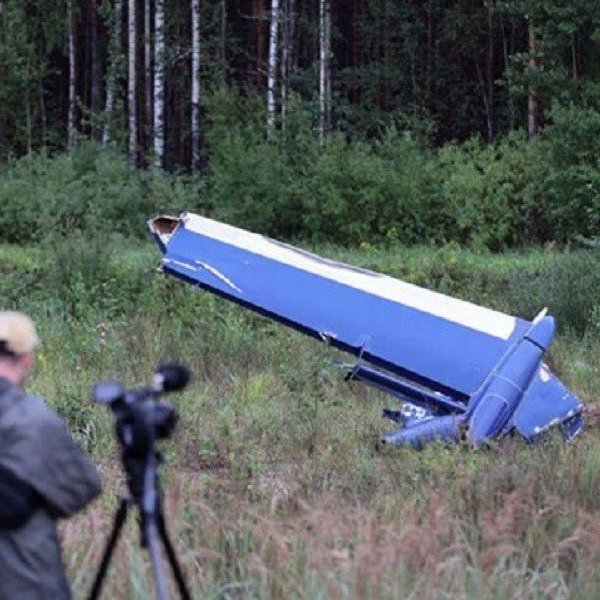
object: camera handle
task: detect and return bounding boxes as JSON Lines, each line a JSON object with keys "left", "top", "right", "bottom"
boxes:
{"left": 88, "top": 453, "right": 191, "bottom": 600}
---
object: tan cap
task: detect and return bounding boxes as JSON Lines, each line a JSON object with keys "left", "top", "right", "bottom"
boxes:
{"left": 0, "top": 312, "right": 40, "bottom": 355}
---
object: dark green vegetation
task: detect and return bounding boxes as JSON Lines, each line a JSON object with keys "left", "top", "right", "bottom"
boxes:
{"left": 5, "top": 0, "right": 600, "bottom": 249}
{"left": 5, "top": 102, "right": 600, "bottom": 251}
{"left": 3, "top": 211, "right": 600, "bottom": 597}
{"left": 4, "top": 0, "right": 600, "bottom": 156}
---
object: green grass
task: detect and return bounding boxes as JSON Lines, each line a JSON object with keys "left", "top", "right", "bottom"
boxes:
{"left": 3, "top": 239, "right": 600, "bottom": 598}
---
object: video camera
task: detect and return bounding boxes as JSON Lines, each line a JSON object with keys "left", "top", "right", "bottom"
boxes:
{"left": 92, "top": 364, "right": 190, "bottom": 459}
{"left": 89, "top": 364, "right": 192, "bottom": 600}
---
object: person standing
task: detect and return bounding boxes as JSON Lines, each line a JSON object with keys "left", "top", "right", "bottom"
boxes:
{"left": 0, "top": 311, "right": 102, "bottom": 600}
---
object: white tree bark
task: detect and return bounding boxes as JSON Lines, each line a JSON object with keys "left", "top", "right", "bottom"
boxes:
{"left": 318, "top": 0, "right": 331, "bottom": 141}
{"left": 154, "top": 0, "right": 165, "bottom": 168}
{"left": 325, "top": 0, "right": 331, "bottom": 130}
{"left": 318, "top": 0, "right": 325, "bottom": 141}
{"left": 266, "top": 0, "right": 279, "bottom": 139}
{"left": 128, "top": 0, "right": 137, "bottom": 169}
{"left": 68, "top": 0, "right": 76, "bottom": 150}
{"left": 191, "top": 0, "right": 201, "bottom": 170}
{"left": 144, "top": 0, "right": 152, "bottom": 139}
{"left": 103, "top": 0, "right": 122, "bottom": 147}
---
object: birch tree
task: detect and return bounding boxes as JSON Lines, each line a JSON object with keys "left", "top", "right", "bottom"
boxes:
{"left": 127, "top": 0, "right": 137, "bottom": 169}
{"left": 325, "top": 0, "right": 331, "bottom": 130}
{"left": 90, "top": 0, "right": 101, "bottom": 140}
{"left": 154, "top": 0, "right": 165, "bottom": 168}
{"left": 266, "top": 0, "right": 279, "bottom": 139}
{"left": 144, "top": 0, "right": 152, "bottom": 144}
{"left": 68, "top": 0, "right": 76, "bottom": 150}
{"left": 102, "top": 0, "right": 122, "bottom": 147}
{"left": 318, "top": 0, "right": 331, "bottom": 141}
{"left": 191, "top": 0, "right": 201, "bottom": 170}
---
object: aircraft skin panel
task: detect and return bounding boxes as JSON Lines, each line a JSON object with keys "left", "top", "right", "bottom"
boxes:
{"left": 182, "top": 213, "right": 518, "bottom": 341}
{"left": 161, "top": 222, "right": 531, "bottom": 398}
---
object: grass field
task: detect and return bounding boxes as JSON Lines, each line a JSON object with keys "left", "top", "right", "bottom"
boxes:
{"left": 3, "top": 238, "right": 600, "bottom": 598}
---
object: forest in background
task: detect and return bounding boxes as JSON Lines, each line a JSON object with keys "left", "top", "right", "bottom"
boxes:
{"left": 3, "top": 1, "right": 600, "bottom": 249}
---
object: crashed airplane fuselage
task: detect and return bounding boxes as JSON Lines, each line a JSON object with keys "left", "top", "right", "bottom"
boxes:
{"left": 149, "top": 213, "right": 583, "bottom": 448}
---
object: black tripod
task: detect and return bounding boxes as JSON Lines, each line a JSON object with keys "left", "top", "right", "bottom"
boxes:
{"left": 88, "top": 449, "right": 191, "bottom": 600}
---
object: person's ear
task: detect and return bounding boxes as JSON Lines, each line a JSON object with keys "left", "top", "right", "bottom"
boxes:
{"left": 20, "top": 352, "right": 35, "bottom": 378}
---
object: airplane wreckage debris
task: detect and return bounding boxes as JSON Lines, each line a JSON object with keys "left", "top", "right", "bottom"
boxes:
{"left": 149, "top": 213, "right": 584, "bottom": 449}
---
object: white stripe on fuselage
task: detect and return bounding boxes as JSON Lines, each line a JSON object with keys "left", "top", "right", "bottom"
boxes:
{"left": 181, "top": 213, "right": 517, "bottom": 340}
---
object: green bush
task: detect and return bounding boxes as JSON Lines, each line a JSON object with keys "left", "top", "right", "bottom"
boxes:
{"left": 435, "top": 134, "right": 549, "bottom": 250}
{"left": 0, "top": 143, "right": 198, "bottom": 243}
{"left": 541, "top": 103, "right": 600, "bottom": 240}
{"left": 299, "top": 131, "right": 439, "bottom": 245}
{"left": 205, "top": 96, "right": 302, "bottom": 237}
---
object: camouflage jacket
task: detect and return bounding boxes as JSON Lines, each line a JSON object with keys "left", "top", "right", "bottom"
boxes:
{"left": 0, "top": 378, "right": 102, "bottom": 600}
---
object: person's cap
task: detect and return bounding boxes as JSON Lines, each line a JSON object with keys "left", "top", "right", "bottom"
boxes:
{"left": 0, "top": 312, "right": 40, "bottom": 356}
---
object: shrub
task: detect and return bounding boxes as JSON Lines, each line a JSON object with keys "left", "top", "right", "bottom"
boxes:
{"left": 435, "top": 134, "right": 549, "bottom": 250}
{"left": 0, "top": 143, "right": 198, "bottom": 243}
{"left": 300, "top": 131, "right": 438, "bottom": 245}
{"left": 541, "top": 103, "right": 600, "bottom": 240}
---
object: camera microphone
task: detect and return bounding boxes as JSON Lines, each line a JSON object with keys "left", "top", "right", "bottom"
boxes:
{"left": 153, "top": 364, "right": 191, "bottom": 393}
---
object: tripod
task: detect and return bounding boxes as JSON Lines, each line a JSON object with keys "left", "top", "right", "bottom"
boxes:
{"left": 88, "top": 451, "right": 191, "bottom": 600}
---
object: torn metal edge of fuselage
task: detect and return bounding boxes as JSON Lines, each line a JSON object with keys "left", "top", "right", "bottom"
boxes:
{"left": 148, "top": 215, "right": 182, "bottom": 252}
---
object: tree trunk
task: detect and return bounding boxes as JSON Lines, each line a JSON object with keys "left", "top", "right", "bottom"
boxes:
{"left": 39, "top": 73, "right": 47, "bottom": 148}
{"left": 280, "top": 0, "right": 294, "bottom": 131}
{"left": 68, "top": 0, "right": 77, "bottom": 150}
{"left": 318, "top": 0, "right": 330, "bottom": 140}
{"left": 266, "top": 0, "right": 279, "bottom": 139}
{"left": 103, "top": 0, "right": 122, "bottom": 147}
{"left": 572, "top": 34, "right": 578, "bottom": 82}
{"left": 26, "top": 87, "right": 32, "bottom": 155}
{"left": 128, "top": 0, "right": 137, "bottom": 169}
{"left": 90, "top": 0, "right": 101, "bottom": 140}
{"left": 426, "top": 1, "right": 433, "bottom": 105}
{"left": 220, "top": 0, "right": 227, "bottom": 85}
{"left": 154, "top": 0, "right": 165, "bottom": 168}
{"left": 486, "top": 0, "right": 494, "bottom": 142}
{"left": 499, "top": 13, "right": 515, "bottom": 131}
{"left": 475, "top": 61, "right": 492, "bottom": 142}
{"left": 256, "top": 0, "right": 266, "bottom": 88}
{"left": 527, "top": 20, "right": 537, "bottom": 138}
{"left": 325, "top": 0, "right": 331, "bottom": 129}
{"left": 191, "top": 0, "right": 201, "bottom": 170}
{"left": 144, "top": 0, "right": 152, "bottom": 151}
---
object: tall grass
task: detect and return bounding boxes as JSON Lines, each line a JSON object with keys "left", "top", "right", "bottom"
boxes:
{"left": 2, "top": 239, "right": 600, "bottom": 598}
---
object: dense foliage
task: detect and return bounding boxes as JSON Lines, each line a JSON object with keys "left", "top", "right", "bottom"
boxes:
{"left": 3, "top": 0, "right": 600, "bottom": 159}
{"left": 3, "top": 1, "right": 600, "bottom": 250}
{"left": 4, "top": 93, "right": 600, "bottom": 250}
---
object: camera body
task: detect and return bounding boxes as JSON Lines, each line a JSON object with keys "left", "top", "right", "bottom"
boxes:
{"left": 92, "top": 365, "right": 190, "bottom": 460}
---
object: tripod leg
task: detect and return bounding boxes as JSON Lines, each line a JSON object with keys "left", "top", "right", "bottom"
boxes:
{"left": 88, "top": 497, "right": 130, "bottom": 600}
{"left": 157, "top": 510, "right": 192, "bottom": 600}
{"left": 145, "top": 518, "right": 171, "bottom": 600}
